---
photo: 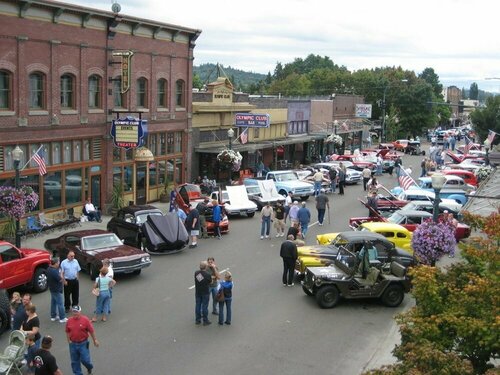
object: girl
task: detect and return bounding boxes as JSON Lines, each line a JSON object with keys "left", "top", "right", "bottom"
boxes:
{"left": 92, "top": 266, "right": 116, "bottom": 322}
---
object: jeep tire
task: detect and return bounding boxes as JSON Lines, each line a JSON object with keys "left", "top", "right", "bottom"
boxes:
{"left": 316, "top": 285, "right": 340, "bottom": 309}
{"left": 381, "top": 284, "right": 404, "bottom": 307}
{"left": 32, "top": 267, "right": 48, "bottom": 293}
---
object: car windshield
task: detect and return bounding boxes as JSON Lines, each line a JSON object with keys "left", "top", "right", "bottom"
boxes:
{"left": 82, "top": 234, "right": 122, "bottom": 250}
{"left": 136, "top": 211, "right": 162, "bottom": 224}
{"left": 335, "top": 246, "right": 357, "bottom": 269}
{"left": 387, "top": 212, "right": 404, "bottom": 224}
{"left": 275, "top": 172, "right": 298, "bottom": 182}
{"left": 246, "top": 186, "right": 260, "bottom": 195}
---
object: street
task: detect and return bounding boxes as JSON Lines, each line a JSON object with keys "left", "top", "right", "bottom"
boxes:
{"left": 1, "top": 152, "right": 428, "bottom": 375}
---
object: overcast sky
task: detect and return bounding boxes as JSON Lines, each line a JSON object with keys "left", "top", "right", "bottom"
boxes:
{"left": 72, "top": 0, "right": 500, "bottom": 93}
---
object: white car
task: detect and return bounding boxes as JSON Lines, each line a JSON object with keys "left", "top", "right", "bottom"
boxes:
{"left": 394, "top": 189, "right": 462, "bottom": 207}
{"left": 211, "top": 185, "right": 257, "bottom": 218}
{"left": 400, "top": 200, "right": 462, "bottom": 215}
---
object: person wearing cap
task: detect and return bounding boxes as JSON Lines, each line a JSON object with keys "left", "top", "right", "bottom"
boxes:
{"left": 297, "top": 202, "right": 311, "bottom": 239}
{"left": 288, "top": 201, "right": 300, "bottom": 226}
{"left": 32, "top": 336, "right": 63, "bottom": 375}
{"left": 65, "top": 306, "right": 98, "bottom": 375}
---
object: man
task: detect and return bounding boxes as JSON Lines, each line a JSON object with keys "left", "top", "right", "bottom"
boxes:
{"left": 60, "top": 251, "right": 81, "bottom": 313}
{"left": 195, "top": 198, "right": 209, "bottom": 238}
{"left": 65, "top": 306, "right": 98, "bottom": 375}
{"left": 338, "top": 163, "right": 346, "bottom": 195}
{"left": 315, "top": 191, "right": 329, "bottom": 226}
{"left": 313, "top": 169, "right": 324, "bottom": 196}
{"left": 185, "top": 204, "right": 200, "bottom": 248}
{"left": 328, "top": 166, "right": 337, "bottom": 194}
{"left": 288, "top": 201, "right": 300, "bottom": 226}
{"left": 194, "top": 261, "right": 212, "bottom": 326}
{"left": 260, "top": 202, "right": 273, "bottom": 239}
{"left": 367, "top": 191, "right": 379, "bottom": 217}
{"left": 280, "top": 235, "right": 298, "bottom": 286}
{"left": 206, "top": 257, "right": 220, "bottom": 315}
{"left": 12, "top": 293, "right": 31, "bottom": 330}
{"left": 273, "top": 202, "right": 286, "bottom": 237}
{"left": 33, "top": 336, "right": 63, "bottom": 375}
{"left": 283, "top": 192, "right": 293, "bottom": 223}
{"left": 375, "top": 155, "right": 383, "bottom": 176}
{"left": 394, "top": 156, "right": 402, "bottom": 177}
{"left": 362, "top": 166, "right": 372, "bottom": 191}
{"left": 297, "top": 202, "right": 311, "bottom": 239}
{"left": 83, "top": 198, "right": 101, "bottom": 222}
{"left": 47, "top": 257, "right": 67, "bottom": 323}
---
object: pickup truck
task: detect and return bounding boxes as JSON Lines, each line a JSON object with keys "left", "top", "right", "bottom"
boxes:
{"left": 243, "top": 179, "right": 286, "bottom": 210}
{"left": 246, "top": 170, "right": 315, "bottom": 200}
{"left": 0, "top": 241, "right": 50, "bottom": 292}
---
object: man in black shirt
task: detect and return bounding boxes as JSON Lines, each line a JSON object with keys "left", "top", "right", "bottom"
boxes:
{"left": 194, "top": 261, "right": 212, "bottom": 325}
{"left": 195, "top": 198, "right": 209, "bottom": 238}
{"left": 185, "top": 205, "right": 200, "bottom": 248}
{"left": 280, "top": 235, "right": 298, "bottom": 287}
{"left": 33, "top": 336, "right": 63, "bottom": 375}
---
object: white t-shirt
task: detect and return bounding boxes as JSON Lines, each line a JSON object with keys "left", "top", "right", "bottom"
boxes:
{"left": 85, "top": 202, "right": 96, "bottom": 213}
{"left": 285, "top": 195, "right": 292, "bottom": 207}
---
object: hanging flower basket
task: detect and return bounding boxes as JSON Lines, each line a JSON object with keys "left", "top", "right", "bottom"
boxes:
{"left": 475, "top": 166, "right": 493, "bottom": 182}
{"left": 217, "top": 149, "right": 243, "bottom": 172}
{"left": 326, "top": 134, "right": 343, "bottom": 145}
{"left": 0, "top": 186, "right": 39, "bottom": 239}
{"left": 411, "top": 217, "right": 456, "bottom": 265}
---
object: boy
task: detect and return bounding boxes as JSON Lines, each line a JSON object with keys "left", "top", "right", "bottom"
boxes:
{"left": 25, "top": 333, "right": 37, "bottom": 374}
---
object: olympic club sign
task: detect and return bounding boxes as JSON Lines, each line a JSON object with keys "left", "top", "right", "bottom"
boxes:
{"left": 235, "top": 113, "right": 270, "bottom": 128}
{"left": 110, "top": 116, "right": 148, "bottom": 149}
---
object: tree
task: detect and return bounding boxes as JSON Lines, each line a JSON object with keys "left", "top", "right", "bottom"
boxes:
{"left": 419, "top": 67, "right": 443, "bottom": 98}
{"left": 469, "top": 83, "right": 479, "bottom": 100}
{"left": 470, "top": 96, "right": 500, "bottom": 146}
{"left": 192, "top": 73, "right": 203, "bottom": 90}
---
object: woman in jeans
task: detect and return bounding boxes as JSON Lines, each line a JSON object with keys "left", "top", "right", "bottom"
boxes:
{"left": 218, "top": 272, "right": 233, "bottom": 325}
{"left": 91, "top": 267, "right": 116, "bottom": 322}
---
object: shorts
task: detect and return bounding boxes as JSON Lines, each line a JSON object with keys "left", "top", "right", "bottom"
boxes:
{"left": 190, "top": 230, "right": 200, "bottom": 236}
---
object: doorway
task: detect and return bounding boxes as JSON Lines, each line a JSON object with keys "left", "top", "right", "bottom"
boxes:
{"left": 90, "top": 175, "right": 101, "bottom": 208}
{"left": 136, "top": 162, "right": 147, "bottom": 205}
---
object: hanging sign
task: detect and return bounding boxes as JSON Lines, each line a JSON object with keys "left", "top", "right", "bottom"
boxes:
{"left": 110, "top": 116, "right": 148, "bottom": 149}
{"left": 112, "top": 50, "right": 134, "bottom": 93}
{"left": 235, "top": 113, "right": 270, "bottom": 128}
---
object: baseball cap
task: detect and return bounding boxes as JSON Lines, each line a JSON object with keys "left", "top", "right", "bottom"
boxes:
{"left": 71, "top": 305, "right": 81, "bottom": 312}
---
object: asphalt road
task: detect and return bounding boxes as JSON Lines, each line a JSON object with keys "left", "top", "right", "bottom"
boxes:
{"left": 1, "top": 152, "right": 429, "bottom": 375}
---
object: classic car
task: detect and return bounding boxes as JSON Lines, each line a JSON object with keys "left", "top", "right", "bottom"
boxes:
{"left": 394, "top": 188, "right": 466, "bottom": 207}
{"left": 392, "top": 139, "right": 409, "bottom": 152}
{"left": 372, "top": 186, "right": 409, "bottom": 212}
{"left": 243, "top": 179, "right": 286, "bottom": 210}
{"left": 429, "top": 169, "right": 478, "bottom": 187}
{"left": 312, "top": 163, "right": 363, "bottom": 185}
{"left": 211, "top": 186, "right": 258, "bottom": 217}
{"left": 417, "top": 175, "right": 475, "bottom": 194}
{"left": 296, "top": 231, "right": 416, "bottom": 277}
{"left": 399, "top": 200, "right": 461, "bottom": 217}
{"left": 330, "top": 154, "right": 375, "bottom": 171}
{"left": 44, "top": 230, "right": 152, "bottom": 278}
{"left": 447, "top": 159, "right": 485, "bottom": 172}
{"left": 293, "top": 169, "right": 331, "bottom": 192}
{"left": 301, "top": 246, "right": 411, "bottom": 308}
{"left": 445, "top": 150, "right": 484, "bottom": 164}
{"left": 141, "top": 214, "right": 189, "bottom": 254}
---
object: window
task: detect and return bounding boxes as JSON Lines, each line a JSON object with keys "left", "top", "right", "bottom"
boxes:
{"left": 137, "top": 78, "right": 147, "bottom": 108}
{"left": 0, "top": 70, "right": 12, "bottom": 110}
{"left": 44, "top": 171, "right": 62, "bottom": 209}
{"left": 88, "top": 75, "right": 101, "bottom": 108}
{"left": 157, "top": 79, "right": 167, "bottom": 108}
{"left": 65, "top": 169, "right": 82, "bottom": 205}
{"left": 52, "top": 142, "right": 61, "bottom": 165}
{"left": 63, "top": 141, "right": 72, "bottom": 163}
{"left": 167, "top": 133, "right": 174, "bottom": 154}
{"left": 60, "top": 74, "right": 75, "bottom": 108}
{"left": 174, "top": 132, "right": 182, "bottom": 153}
{"left": 29, "top": 72, "right": 45, "bottom": 109}
{"left": 175, "top": 79, "right": 185, "bottom": 108}
{"left": 73, "top": 140, "right": 81, "bottom": 162}
{"left": 113, "top": 78, "right": 126, "bottom": 108}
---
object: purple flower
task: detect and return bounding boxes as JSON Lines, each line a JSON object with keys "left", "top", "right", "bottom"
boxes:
{"left": 411, "top": 218, "right": 457, "bottom": 265}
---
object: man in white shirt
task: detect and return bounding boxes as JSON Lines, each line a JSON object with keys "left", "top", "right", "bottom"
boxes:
{"left": 284, "top": 191, "right": 293, "bottom": 223}
{"left": 84, "top": 198, "right": 101, "bottom": 222}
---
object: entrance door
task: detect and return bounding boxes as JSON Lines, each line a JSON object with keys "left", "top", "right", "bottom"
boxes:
{"left": 136, "top": 162, "right": 147, "bottom": 205}
{"left": 90, "top": 175, "right": 101, "bottom": 208}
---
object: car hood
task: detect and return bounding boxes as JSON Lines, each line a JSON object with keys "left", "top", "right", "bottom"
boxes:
{"left": 308, "top": 265, "right": 348, "bottom": 278}
{"left": 20, "top": 248, "right": 50, "bottom": 258}
{"left": 86, "top": 245, "right": 145, "bottom": 260}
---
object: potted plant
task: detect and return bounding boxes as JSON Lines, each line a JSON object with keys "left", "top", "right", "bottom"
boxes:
{"left": 110, "top": 183, "right": 125, "bottom": 215}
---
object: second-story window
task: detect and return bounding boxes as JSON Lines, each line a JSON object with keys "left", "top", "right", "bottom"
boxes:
{"left": 157, "top": 79, "right": 167, "bottom": 108}
{"left": 60, "top": 74, "right": 75, "bottom": 109}
{"left": 137, "top": 78, "right": 147, "bottom": 108}
{"left": 113, "top": 78, "right": 126, "bottom": 108}
{"left": 88, "top": 75, "right": 101, "bottom": 109}
{"left": 29, "top": 72, "right": 45, "bottom": 109}
{"left": 175, "top": 79, "right": 185, "bottom": 108}
{"left": 0, "top": 70, "right": 12, "bottom": 110}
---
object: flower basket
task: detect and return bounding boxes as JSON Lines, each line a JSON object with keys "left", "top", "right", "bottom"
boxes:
{"left": 411, "top": 217, "right": 456, "bottom": 265}
{"left": 325, "top": 134, "right": 343, "bottom": 146}
{"left": 217, "top": 149, "right": 243, "bottom": 172}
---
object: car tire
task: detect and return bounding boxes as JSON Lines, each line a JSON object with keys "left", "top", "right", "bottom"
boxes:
{"left": 247, "top": 212, "right": 255, "bottom": 218}
{"left": 132, "top": 269, "right": 142, "bottom": 275}
{"left": 316, "top": 286, "right": 340, "bottom": 308}
{"left": 302, "top": 285, "right": 313, "bottom": 296}
{"left": 32, "top": 267, "right": 48, "bottom": 293}
{"left": 89, "top": 264, "right": 99, "bottom": 280}
{"left": 0, "top": 290, "right": 10, "bottom": 334}
{"left": 381, "top": 284, "right": 404, "bottom": 307}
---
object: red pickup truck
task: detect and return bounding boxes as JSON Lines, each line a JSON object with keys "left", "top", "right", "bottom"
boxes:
{"left": 0, "top": 241, "right": 50, "bottom": 292}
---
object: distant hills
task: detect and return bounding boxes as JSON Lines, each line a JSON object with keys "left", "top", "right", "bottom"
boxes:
{"left": 193, "top": 63, "right": 267, "bottom": 90}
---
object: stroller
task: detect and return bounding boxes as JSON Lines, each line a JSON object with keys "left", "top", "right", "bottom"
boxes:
{"left": 0, "top": 330, "right": 26, "bottom": 375}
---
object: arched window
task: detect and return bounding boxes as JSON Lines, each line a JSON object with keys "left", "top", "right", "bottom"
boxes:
{"left": 137, "top": 77, "right": 148, "bottom": 108}
{"left": 88, "top": 75, "right": 102, "bottom": 108}
{"left": 175, "top": 79, "right": 185, "bottom": 108}
{"left": 113, "top": 77, "right": 126, "bottom": 108}
{"left": 60, "top": 74, "right": 75, "bottom": 109}
{"left": 0, "top": 70, "right": 12, "bottom": 110}
{"left": 29, "top": 72, "right": 45, "bottom": 109}
{"left": 157, "top": 78, "right": 167, "bottom": 108}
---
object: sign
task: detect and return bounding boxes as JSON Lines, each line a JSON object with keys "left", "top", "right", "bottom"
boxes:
{"left": 112, "top": 50, "right": 134, "bottom": 93}
{"left": 110, "top": 116, "right": 148, "bottom": 149}
{"left": 355, "top": 104, "right": 372, "bottom": 118}
{"left": 235, "top": 113, "right": 270, "bottom": 128}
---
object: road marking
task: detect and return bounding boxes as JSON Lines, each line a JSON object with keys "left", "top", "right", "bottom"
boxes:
{"left": 188, "top": 268, "right": 230, "bottom": 289}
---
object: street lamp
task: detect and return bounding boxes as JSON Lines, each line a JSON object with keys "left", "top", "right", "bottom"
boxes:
{"left": 431, "top": 173, "right": 446, "bottom": 223}
{"left": 12, "top": 145, "right": 23, "bottom": 248}
{"left": 227, "top": 128, "right": 234, "bottom": 150}
{"left": 484, "top": 139, "right": 491, "bottom": 166}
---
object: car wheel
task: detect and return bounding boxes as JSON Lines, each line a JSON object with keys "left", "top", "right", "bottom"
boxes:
{"left": 381, "top": 284, "right": 404, "bottom": 307}
{"left": 32, "top": 268, "right": 48, "bottom": 293}
{"left": 316, "top": 286, "right": 340, "bottom": 308}
{"left": 0, "top": 291, "right": 10, "bottom": 334}
{"left": 247, "top": 212, "right": 255, "bottom": 218}
{"left": 132, "top": 270, "right": 142, "bottom": 275}
{"left": 0, "top": 308, "right": 8, "bottom": 335}
{"left": 279, "top": 190, "right": 288, "bottom": 198}
{"left": 302, "top": 285, "right": 313, "bottom": 296}
{"left": 89, "top": 264, "right": 99, "bottom": 280}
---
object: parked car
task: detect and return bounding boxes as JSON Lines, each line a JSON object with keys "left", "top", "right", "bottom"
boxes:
{"left": 430, "top": 169, "right": 478, "bottom": 187}
{"left": 399, "top": 200, "right": 461, "bottom": 217}
{"left": 372, "top": 186, "right": 409, "bottom": 212}
{"left": 211, "top": 186, "right": 258, "bottom": 217}
{"left": 0, "top": 241, "right": 50, "bottom": 292}
{"left": 417, "top": 175, "right": 475, "bottom": 194}
{"left": 330, "top": 154, "right": 375, "bottom": 171}
{"left": 44, "top": 230, "right": 152, "bottom": 279}
{"left": 392, "top": 139, "right": 409, "bottom": 152}
{"left": 394, "top": 189, "right": 465, "bottom": 207}
{"left": 313, "top": 163, "right": 363, "bottom": 185}
{"left": 243, "top": 179, "right": 285, "bottom": 210}
{"left": 0, "top": 289, "right": 10, "bottom": 335}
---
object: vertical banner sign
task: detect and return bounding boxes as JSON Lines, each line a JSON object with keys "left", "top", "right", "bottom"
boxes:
{"left": 112, "top": 50, "right": 134, "bottom": 93}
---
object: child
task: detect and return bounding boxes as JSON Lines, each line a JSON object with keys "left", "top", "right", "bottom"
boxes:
{"left": 10, "top": 292, "right": 21, "bottom": 324}
{"left": 24, "top": 333, "right": 37, "bottom": 374}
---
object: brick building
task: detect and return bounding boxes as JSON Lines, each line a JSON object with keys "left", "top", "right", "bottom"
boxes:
{"left": 0, "top": 0, "right": 200, "bottom": 224}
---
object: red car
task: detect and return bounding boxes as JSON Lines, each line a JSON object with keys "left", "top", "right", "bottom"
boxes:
{"left": 330, "top": 154, "right": 375, "bottom": 171}
{"left": 445, "top": 150, "right": 484, "bottom": 164}
{"left": 392, "top": 139, "right": 409, "bottom": 152}
{"left": 369, "top": 186, "right": 409, "bottom": 212}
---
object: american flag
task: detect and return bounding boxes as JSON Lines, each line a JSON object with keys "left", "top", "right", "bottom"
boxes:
{"left": 487, "top": 130, "right": 497, "bottom": 145}
{"left": 398, "top": 167, "right": 417, "bottom": 191}
{"left": 240, "top": 129, "right": 248, "bottom": 144}
{"left": 32, "top": 148, "right": 47, "bottom": 175}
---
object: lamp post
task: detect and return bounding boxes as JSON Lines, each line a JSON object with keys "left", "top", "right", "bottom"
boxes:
{"left": 484, "top": 139, "right": 491, "bottom": 166}
{"left": 381, "top": 86, "right": 388, "bottom": 143}
{"left": 431, "top": 173, "right": 446, "bottom": 223}
{"left": 12, "top": 145, "right": 23, "bottom": 248}
{"left": 227, "top": 128, "right": 234, "bottom": 150}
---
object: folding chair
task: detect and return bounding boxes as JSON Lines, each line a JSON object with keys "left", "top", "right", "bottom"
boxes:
{"left": 26, "top": 216, "right": 43, "bottom": 237}
{"left": 0, "top": 330, "right": 26, "bottom": 375}
{"left": 38, "top": 212, "right": 55, "bottom": 232}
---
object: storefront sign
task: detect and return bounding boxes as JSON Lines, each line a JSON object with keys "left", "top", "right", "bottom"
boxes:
{"left": 110, "top": 116, "right": 148, "bottom": 149}
{"left": 235, "top": 113, "right": 270, "bottom": 128}
{"left": 355, "top": 104, "right": 372, "bottom": 118}
{"left": 112, "top": 50, "right": 134, "bottom": 93}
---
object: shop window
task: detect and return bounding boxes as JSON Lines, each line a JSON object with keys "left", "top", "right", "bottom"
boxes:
{"left": 113, "top": 147, "right": 122, "bottom": 162}
{"left": 29, "top": 144, "right": 49, "bottom": 168}
{"left": 52, "top": 142, "right": 61, "bottom": 165}
{"left": 166, "top": 159, "right": 174, "bottom": 184}
{"left": 3, "top": 145, "right": 27, "bottom": 171}
{"left": 29, "top": 72, "right": 45, "bottom": 109}
{"left": 44, "top": 171, "right": 62, "bottom": 209}
{"left": 73, "top": 140, "right": 81, "bottom": 162}
{"left": 83, "top": 140, "right": 90, "bottom": 161}
{"left": 0, "top": 70, "right": 12, "bottom": 110}
{"left": 125, "top": 149, "right": 133, "bottom": 161}
{"left": 148, "top": 161, "right": 157, "bottom": 187}
{"left": 174, "top": 158, "right": 182, "bottom": 184}
{"left": 160, "top": 133, "right": 166, "bottom": 155}
{"left": 88, "top": 75, "right": 102, "bottom": 108}
{"left": 60, "top": 74, "right": 75, "bottom": 109}
{"left": 174, "top": 132, "right": 182, "bottom": 153}
{"left": 63, "top": 141, "right": 72, "bottom": 163}
{"left": 123, "top": 165, "right": 133, "bottom": 192}
{"left": 175, "top": 79, "right": 185, "bottom": 108}
{"left": 113, "top": 167, "right": 122, "bottom": 187}
{"left": 148, "top": 134, "right": 157, "bottom": 156}
{"left": 157, "top": 79, "right": 167, "bottom": 108}
{"left": 65, "top": 169, "right": 82, "bottom": 205}
{"left": 137, "top": 78, "right": 148, "bottom": 108}
{"left": 167, "top": 133, "right": 174, "bottom": 154}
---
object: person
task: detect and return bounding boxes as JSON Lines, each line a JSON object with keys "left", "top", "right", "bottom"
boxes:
{"left": 83, "top": 198, "right": 101, "bottom": 222}
{"left": 280, "top": 234, "right": 298, "bottom": 286}
{"left": 283, "top": 191, "right": 293, "bottom": 223}
{"left": 195, "top": 198, "right": 209, "bottom": 239}
{"left": 273, "top": 202, "right": 286, "bottom": 237}
{"left": 375, "top": 155, "right": 383, "bottom": 176}
{"left": 21, "top": 304, "right": 41, "bottom": 349}
{"left": 420, "top": 157, "right": 427, "bottom": 177}
{"left": 32, "top": 336, "right": 63, "bottom": 375}
{"left": 194, "top": 261, "right": 212, "bottom": 326}
{"left": 60, "top": 251, "right": 81, "bottom": 313}
{"left": 47, "top": 257, "right": 67, "bottom": 323}
{"left": 313, "top": 169, "right": 324, "bottom": 196}
{"left": 174, "top": 204, "right": 187, "bottom": 223}
{"left": 328, "top": 166, "right": 337, "bottom": 194}
{"left": 288, "top": 200, "right": 299, "bottom": 226}
{"left": 367, "top": 177, "right": 379, "bottom": 195}
{"left": 102, "top": 259, "right": 114, "bottom": 314}
{"left": 25, "top": 333, "right": 37, "bottom": 375}
{"left": 206, "top": 257, "right": 220, "bottom": 315}
{"left": 91, "top": 266, "right": 116, "bottom": 323}
{"left": 185, "top": 204, "right": 200, "bottom": 248}
{"left": 217, "top": 272, "right": 233, "bottom": 325}
{"left": 286, "top": 222, "right": 305, "bottom": 247}
{"left": 297, "top": 202, "right": 311, "bottom": 239}
{"left": 211, "top": 200, "right": 222, "bottom": 239}
{"left": 315, "top": 191, "right": 329, "bottom": 226}
{"left": 260, "top": 202, "right": 273, "bottom": 239}
{"left": 367, "top": 191, "right": 379, "bottom": 217}
{"left": 65, "top": 305, "right": 99, "bottom": 375}
{"left": 338, "top": 163, "right": 346, "bottom": 195}
{"left": 362, "top": 166, "right": 372, "bottom": 191}
{"left": 12, "top": 293, "right": 31, "bottom": 330}
{"left": 394, "top": 156, "right": 402, "bottom": 177}
{"left": 10, "top": 291, "right": 21, "bottom": 325}
{"left": 193, "top": 175, "right": 202, "bottom": 184}
{"left": 256, "top": 161, "right": 265, "bottom": 177}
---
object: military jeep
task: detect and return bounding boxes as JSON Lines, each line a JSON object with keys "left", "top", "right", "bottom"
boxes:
{"left": 301, "top": 246, "right": 411, "bottom": 308}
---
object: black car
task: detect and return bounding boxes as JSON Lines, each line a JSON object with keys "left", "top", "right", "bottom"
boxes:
{"left": 107, "top": 205, "right": 163, "bottom": 249}
{"left": 0, "top": 289, "right": 10, "bottom": 335}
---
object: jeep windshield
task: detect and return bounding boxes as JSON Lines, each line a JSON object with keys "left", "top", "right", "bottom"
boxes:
{"left": 335, "top": 246, "right": 357, "bottom": 271}
{"left": 274, "top": 172, "right": 298, "bottom": 182}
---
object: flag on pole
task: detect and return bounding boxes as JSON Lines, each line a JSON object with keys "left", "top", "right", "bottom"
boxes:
{"left": 463, "top": 140, "right": 472, "bottom": 154}
{"left": 398, "top": 166, "right": 417, "bottom": 191}
{"left": 240, "top": 128, "right": 248, "bottom": 144}
{"left": 487, "top": 129, "right": 497, "bottom": 145}
{"left": 32, "top": 148, "right": 47, "bottom": 175}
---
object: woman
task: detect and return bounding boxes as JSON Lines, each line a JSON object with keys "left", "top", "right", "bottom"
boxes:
{"left": 218, "top": 272, "right": 233, "bottom": 325}
{"left": 21, "top": 304, "right": 41, "bottom": 348}
{"left": 367, "top": 177, "right": 379, "bottom": 194}
{"left": 92, "top": 266, "right": 116, "bottom": 322}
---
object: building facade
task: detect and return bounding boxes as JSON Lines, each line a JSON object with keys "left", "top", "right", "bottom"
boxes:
{"left": 0, "top": 0, "right": 200, "bottom": 227}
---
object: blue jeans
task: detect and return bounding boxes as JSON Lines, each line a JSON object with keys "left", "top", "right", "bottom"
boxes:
{"left": 218, "top": 299, "right": 232, "bottom": 324}
{"left": 50, "top": 291, "right": 66, "bottom": 320}
{"left": 209, "top": 286, "right": 218, "bottom": 313}
{"left": 317, "top": 209, "right": 326, "bottom": 224}
{"left": 195, "top": 294, "right": 210, "bottom": 323}
{"left": 314, "top": 181, "right": 321, "bottom": 196}
{"left": 95, "top": 290, "right": 111, "bottom": 316}
{"left": 69, "top": 341, "right": 93, "bottom": 375}
{"left": 300, "top": 222, "right": 309, "bottom": 238}
{"left": 330, "top": 179, "right": 336, "bottom": 193}
{"left": 261, "top": 216, "right": 271, "bottom": 236}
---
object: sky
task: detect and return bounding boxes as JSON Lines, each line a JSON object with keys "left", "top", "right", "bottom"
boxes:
{"left": 71, "top": 0, "right": 500, "bottom": 93}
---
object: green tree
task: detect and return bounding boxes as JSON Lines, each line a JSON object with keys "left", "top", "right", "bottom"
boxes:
{"left": 470, "top": 83, "right": 479, "bottom": 100}
{"left": 419, "top": 67, "right": 443, "bottom": 98}
{"left": 192, "top": 73, "right": 203, "bottom": 90}
{"left": 470, "top": 96, "right": 500, "bottom": 145}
